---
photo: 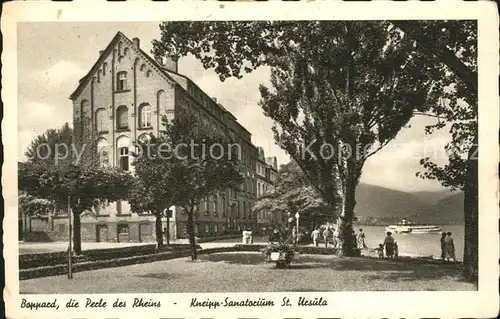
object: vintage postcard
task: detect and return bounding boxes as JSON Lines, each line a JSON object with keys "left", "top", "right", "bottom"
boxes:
{"left": 2, "top": 1, "right": 499, "bottom": 318}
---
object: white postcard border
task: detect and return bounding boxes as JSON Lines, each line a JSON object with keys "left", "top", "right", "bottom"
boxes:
{"left": 2, "top": 1, "right": 499, "bottom": 318}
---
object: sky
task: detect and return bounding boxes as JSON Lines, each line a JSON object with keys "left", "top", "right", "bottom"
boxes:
{"left": 17, "top": 22, "right": 454, "bottom": 193}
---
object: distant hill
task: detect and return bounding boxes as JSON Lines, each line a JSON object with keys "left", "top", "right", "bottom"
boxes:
{"left": 412, "top": 192, "right": 464, "bottom": 225}
{"left": 411, "top": 189, "right": 457, "bottom": 205}
{"left": 355, "top": 184, "right": 431, "bottom": 218}
{"left": 354, "top": 183, "right": 464, "bottom": 225}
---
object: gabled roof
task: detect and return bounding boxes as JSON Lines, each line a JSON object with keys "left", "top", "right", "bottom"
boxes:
{"left": 69, "top": 31, "right": 177, "bottom": 100}
{"left": 69, "top": 31, "right": 122, "bottom": 100}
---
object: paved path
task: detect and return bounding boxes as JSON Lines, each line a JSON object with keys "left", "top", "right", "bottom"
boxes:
{"left": 20, "top": 251, "right": 473, "bottom": 293}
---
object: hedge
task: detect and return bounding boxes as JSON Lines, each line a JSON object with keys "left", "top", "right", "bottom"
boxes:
{"left": 20, "top": 244, "right": 342, "bottom": 280}
{"left": 20, "top": 243, "right": 199, "bottom": 269}
{"left": 20, "top": 249, "right": 193, "bottom": 280}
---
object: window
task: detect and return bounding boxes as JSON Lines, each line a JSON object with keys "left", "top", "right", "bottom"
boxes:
{"left": 118, "top": 224, "right": 129, "bottom": 234}
{"left": 117, "top": 71, "right": 128, "bottom": 91}
{"left": 146, "top": 70, "right": 152, "bottom": 78}
{"left": 138, "top": 103, "right": 152, "bottom": 128}
{"left": 214, "top": 224, "right": 218, "bottom": 234}
{"left": 95, "top": 108, "right": 108, "bottom": 132}
{"left": 119, "top": 147, "right": 129, "bottom": 171}
{"left": 203, "top": 198, "right": 209, "bottom": 216}
{"left": 116, "top": 105, "right": 128, "bottom": 129}
{"left": 138, "top": 133, "right": 151, "bottom": 144}
{"left": 204, "top": 224, "right": 210, "bottom": 234}
{"left": 124, "top": 47, "right": 130, "bottom": 56}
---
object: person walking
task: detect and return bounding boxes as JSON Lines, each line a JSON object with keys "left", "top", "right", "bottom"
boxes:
{"left": 323, "top": 227, "right": 330, "bottom": 248}
{"left": 444, "top": 232, "right": 456, "bottom": 262}
{"left": 440, "top": 232, "right": 447, "bottom": 261}
{"left": 331, "top": 226, "right": 339, "bottom": 249}
{"left": 383, "top": 232, "right": 395, "bottom": 258}
{"left": 357, "top": 228, "right": 367, "bottom": 249}
{"left": 311, "top": 227, "right": 320, "bottom": 247}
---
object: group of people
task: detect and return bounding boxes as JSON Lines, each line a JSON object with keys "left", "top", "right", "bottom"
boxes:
{"left": 310, "top": 226, "right": 368, "bottom": 250}
{"left": 376, "top": 232, "right": 399, "bottom": 259}
{"left": 271, "top": 224, "right": 458, "bottom": 262}
{"left": 440, "top": 231, "right": 456, "bottom": 262}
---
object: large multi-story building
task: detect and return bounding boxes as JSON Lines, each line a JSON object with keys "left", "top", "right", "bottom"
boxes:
{"left": 43, "top": 31, "right": 278, "bottom": 243}
{"left": 255, "top": 147, "right": 282, "bottom": 232}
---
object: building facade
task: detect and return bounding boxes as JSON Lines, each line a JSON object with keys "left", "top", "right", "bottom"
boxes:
{"left": 255, "top": 147, "right": 282, "bottom": 232}
{"left": 51, "top": 31, "right": 277, "bottom": 243}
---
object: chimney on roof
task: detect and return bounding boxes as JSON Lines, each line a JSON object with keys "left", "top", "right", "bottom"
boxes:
{"left": 154, "top": 55, "right": 163, "bottom": 66}
{"left": 212, "top": 97, "right": 217, "bottom": 103}
{"left": 99, "top": 50, "right": 105, "bottom": 56}
{"left": 162, "top": 56, "right": 178, "bottom": 73}
{"left": 132, "top": 37, "right": 140, "bottom": 49}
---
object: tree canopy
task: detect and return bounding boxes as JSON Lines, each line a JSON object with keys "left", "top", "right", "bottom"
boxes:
{"left": 18, "top": 161, "right": 133, "bottom": 254}
{"left": 253, "top": 161, "right": 331, "bottom": 231}
{"left": 25, "top": 122, "right": 74, "bottom": 166}
{"left": 152, "top": 20, "right": 478, "bottom": 257}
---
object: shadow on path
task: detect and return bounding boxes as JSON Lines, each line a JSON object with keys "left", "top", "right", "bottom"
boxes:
{"left": 195, "top": 252, "right": 467, "bottom": 283}
{"left": 326, "top": 257, "right": 466, "bottom": 283}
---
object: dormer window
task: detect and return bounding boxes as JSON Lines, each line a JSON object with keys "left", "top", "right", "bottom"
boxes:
{"left": 116, "top": 71, "right": 128, "bottom": 91}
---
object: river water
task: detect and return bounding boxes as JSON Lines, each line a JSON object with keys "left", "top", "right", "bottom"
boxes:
{"left": 354, "top": 224, "right": 465, "bottom": 260}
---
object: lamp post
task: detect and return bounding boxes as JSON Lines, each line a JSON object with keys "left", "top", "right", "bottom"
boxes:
{"left": 295, "top": 212, "right": 300, "bottom": 245}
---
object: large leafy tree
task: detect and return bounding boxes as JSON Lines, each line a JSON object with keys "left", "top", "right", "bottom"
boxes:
{"left": 157, "top": 114, "right": 244, "bottom": 260}
{"left": 391, "top": 21, "right": 478, "bottom": 282}
{"left": 253, "top": 161, "right": 331, "bottom": 233}
{"left": 19, "top": 163, "right": 133, "bottom": 255}
{"left": 25, "top": 122, "right": 74, "bottom": 166}
{"left": 20, "top": 121, "right": 134, "bottom": 254}
{"left": 22, "top": 123, "right": 75, "bottom": 215}
{"left": 153, "top": 21, "right": 441, "bottom": 255}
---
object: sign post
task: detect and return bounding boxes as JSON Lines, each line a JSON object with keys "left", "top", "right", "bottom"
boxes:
{"left": 67, "top": 195, "right": 73, "bottom": 279}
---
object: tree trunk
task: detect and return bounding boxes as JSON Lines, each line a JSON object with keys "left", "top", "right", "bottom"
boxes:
{"left": 338, "top": 159, "right": 358, "bottom": 256}
{"left": 155, "top": 212, "right": 164, "bottom": 249}
{"left": 73, "top": 211, "right": 82, "bottom": 255}
{"left": 461, "top": 137, "right": 478, "bottom": 284}
{"left": 186, "top": 207, "right": 198, "bottom": 261}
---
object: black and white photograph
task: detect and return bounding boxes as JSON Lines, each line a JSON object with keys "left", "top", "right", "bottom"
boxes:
{"left": 3, "top": 1, "right": 499, "bottom": 318}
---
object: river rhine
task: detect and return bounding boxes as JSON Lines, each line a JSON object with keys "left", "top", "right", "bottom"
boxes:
{"left": 354, "top": 224, "right": 464, "bottom": 260}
